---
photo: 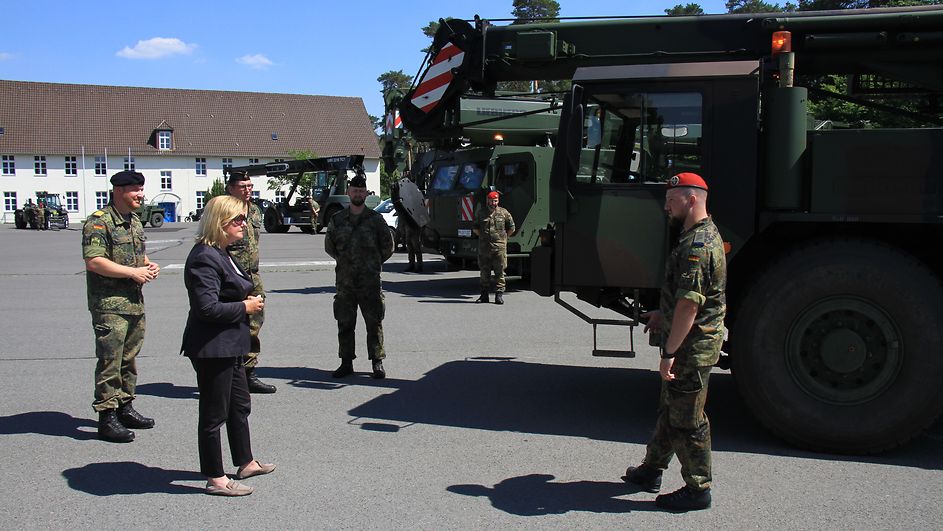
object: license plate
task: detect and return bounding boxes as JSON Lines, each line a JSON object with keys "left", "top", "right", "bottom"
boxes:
{"left": 283, "top": 217, "right": 292, "bottom": 224}
{"left": 458, "top": 229, "right": 472, "bottom": 237}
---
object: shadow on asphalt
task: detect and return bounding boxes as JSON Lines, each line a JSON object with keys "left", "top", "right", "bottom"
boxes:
{"left": 0, "top": 411, "right": 97, "bottom": 440}
{"left": 259, "top": 358, "right": 943, "bottom": 470}
{"left": 269, "top": 271, "right": 523, "bottom": 301}
{"left": 447, "top": 474, "right": 659, "bottom": 516}
{"left": 136, "top": 381, "right": 198, "bottom": 400}
{"left": 269, "top": 285, "right": 336, "bottom": 295}
{"left": 62, "top": 462, "right": 204, "bottom": 495}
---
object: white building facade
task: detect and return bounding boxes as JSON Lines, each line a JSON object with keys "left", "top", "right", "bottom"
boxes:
{"left": 0, "top": 80, "right": 382, "bottom": 223}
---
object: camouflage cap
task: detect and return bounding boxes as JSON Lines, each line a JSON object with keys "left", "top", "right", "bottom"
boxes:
{"left": 667, "top": 172, "right": 708, "bottom": 191}
{"left": 110, "top": 170, "right": 145, "bottom": 186}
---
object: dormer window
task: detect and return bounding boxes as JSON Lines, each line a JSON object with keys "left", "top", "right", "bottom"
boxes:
{"left": 157, "top": 130, "right": 172, "bottom": 150}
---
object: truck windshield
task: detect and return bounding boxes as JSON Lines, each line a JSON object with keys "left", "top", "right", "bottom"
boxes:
{"left": 458, "top": 162, "right": 486, "bottom": 190}
{"left": 431, "top": 164, "right": 460, "bottom": 191}
{"left": 580, "top": 91, "right": 703, "bottom": 185}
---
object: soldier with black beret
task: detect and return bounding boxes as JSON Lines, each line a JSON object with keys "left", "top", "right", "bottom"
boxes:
{"left": 325, "top": 173, "right": 394, "bottom": 379}
{"left": 622, "top": 172, "right": 726, "bottom": 512}
{"left": 82, "top": 169, "right": 160, "bottom": 442}
{"left": 225, "top": 171, "right": 276, "bottom": 394}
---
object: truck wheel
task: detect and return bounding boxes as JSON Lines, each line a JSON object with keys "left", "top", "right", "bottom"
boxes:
{"left": 149, "top": 212, "right": 164, "bottom": 228}
{"left": 263, "top": 209, "right": 288, "bottom": 233}
{"left": 14, "top": 211, "right": 26, "bottom": 229}
{"left": 730, "top": 239, "right": 943, "bottom": 453}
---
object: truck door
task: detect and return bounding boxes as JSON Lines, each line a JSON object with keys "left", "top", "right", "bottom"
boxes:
{"left": 558, "top": 85, "right": 708, "bottom": 291}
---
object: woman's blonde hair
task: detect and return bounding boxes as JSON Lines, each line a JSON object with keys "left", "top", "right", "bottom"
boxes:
{"left": 196, "top": 195, "right": 245, "bottom": 248}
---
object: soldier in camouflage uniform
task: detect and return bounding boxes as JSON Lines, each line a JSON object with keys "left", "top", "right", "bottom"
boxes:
{"left": 36, "top": 200, "right": 47, "bottom": 230}
{"left": 226, "top": 172, "right": 276, "bottom": 394}
{"left": 82, "top": 170, "right": 160, "bottom": 443}
{"left": 473, "top": 191, "right": 515, "bottom": 305}
{"left": 325, "top": 174, "right": 394, "bottom": 379}
{"left": 622, "top": 172, "right": 726, "bottom": 512}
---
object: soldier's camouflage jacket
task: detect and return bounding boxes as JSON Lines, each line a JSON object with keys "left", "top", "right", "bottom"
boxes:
{"left": 81, "top": 204, "right": 147, "bottom": 315}
{"left": 325, "top": 207, "right": 394, "bottom": 291}
{"left": 660, "top": 216, "right": 726, "bottom": 367}
{"left": 227, "top": 201, "right": 262, "bottom": 273}
{"left": 475, "top": 205, "right": 515, "bottom": 252}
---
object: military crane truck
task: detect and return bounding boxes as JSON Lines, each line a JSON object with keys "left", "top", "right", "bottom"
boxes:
{"left": 225, "top": 155, "right": 378, "bottom": 234}
{"left": 384, "top": 91, "right": 562, "bottom": 273}
{"left": 400, "top": 7, "right": 943, "bottom": 454}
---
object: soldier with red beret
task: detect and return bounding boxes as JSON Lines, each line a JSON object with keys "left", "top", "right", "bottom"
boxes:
{"left": 473, "top": 191, "right": 515, "bottom": 305}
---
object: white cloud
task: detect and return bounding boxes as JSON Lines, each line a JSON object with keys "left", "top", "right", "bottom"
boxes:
{"left": 237, "top": 53, "right": 274, "bottom": 70}
{"left": 116, "top": 37, "right": 197, "bottom": 59}
{"left": 0, "top": 52, "right": 13, "bottom": 61}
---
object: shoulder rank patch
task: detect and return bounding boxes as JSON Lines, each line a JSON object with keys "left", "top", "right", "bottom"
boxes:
{"left": 92, "top": 210, "right": 104, "bottom": 217}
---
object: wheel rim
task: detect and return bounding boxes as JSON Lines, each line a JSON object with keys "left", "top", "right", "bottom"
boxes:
{"left": 786, "top": 296, "right": 902, "bottom": 405}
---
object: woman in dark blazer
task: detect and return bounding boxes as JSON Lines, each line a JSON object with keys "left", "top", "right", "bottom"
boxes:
{"left": 182, "top": 195, "right": 275, "bottom": 496}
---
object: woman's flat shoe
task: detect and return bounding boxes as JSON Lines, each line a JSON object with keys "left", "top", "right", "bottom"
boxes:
{"left": 205, "top": 479, "right": 253, "bottom": 496}
{"left": 236, "top": 460, "right": 276, "bottom": 479}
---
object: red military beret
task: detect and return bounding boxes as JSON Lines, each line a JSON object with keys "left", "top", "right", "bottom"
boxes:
{"left": 487, "top": 191, "right": 500, "bottom": 199}
{"left": 667, "top": 172, "right": 708, "bottom": 191}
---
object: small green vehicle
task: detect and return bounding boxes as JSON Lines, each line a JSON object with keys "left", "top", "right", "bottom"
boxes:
{"left": 135, "top": 203, "right": 166, "bottom": 228}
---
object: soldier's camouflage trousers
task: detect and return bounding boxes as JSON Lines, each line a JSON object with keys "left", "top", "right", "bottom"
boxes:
{"left": 643, "top": 364, "right": 713, "bottom": 490}
{"left": 91, "top": 312, "right": 145, "bottom": 412}
{"left": 334, "top": 288, "right": 385, "bottom": 361}
{"left": 479, "top": 247, "right": 508, "bottom": 292}
{"left": 244, "top": 271, "right": 264, "bottom": 369}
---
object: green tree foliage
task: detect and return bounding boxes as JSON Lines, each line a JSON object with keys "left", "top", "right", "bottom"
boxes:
{"left": 377, "top": 70, "right": 413, "bottom": 95}
{"left": 205, "top": 178, "right": 227, "bottom": 203}
{"left": 421, "top": 20, "right": 440, "bottom": 53}
{"left": 511, "top": 0, "right": 561, "bottom": 23}
{"left": 665, "top": 3, "right": 706, "bottom": 15}
{"left": 266, "top": 149, "right": 318, "bottom": 198}
{"left": 726, "top": 0, "right": 797, "bottom": 12}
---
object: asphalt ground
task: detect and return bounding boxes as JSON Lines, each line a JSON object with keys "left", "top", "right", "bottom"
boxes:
{"left": 1, "top": 222, "right": 941, "bottom": 530}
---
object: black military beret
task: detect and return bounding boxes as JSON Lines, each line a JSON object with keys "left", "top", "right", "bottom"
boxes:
{"left": 348, "top": 174, "right": 367, "bottom": 188}
{"left": 110, "top": 170, "right": 145, "bottom": 186}
{"left": 227, "top": 171, "right": 250, "bottom": 185}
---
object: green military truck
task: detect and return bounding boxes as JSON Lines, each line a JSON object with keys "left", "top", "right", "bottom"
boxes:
{"left": 385, "top": 92, "right": 561, "bottom": 273}
{"left": 226, "top": 155, "right": 379, "bottom": 234}
{"left": 136, "top": 203, "right": 166, "bottom": 228}
{"left": 402, "top": 7, "right": 943, "bottom": 453}
{"left": 14, "top": 191, "right": 69, "bottom": 229}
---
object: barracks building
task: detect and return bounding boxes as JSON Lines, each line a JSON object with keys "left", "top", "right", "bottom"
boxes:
{"left": 0, "top": 79, "right": 381, "bottom": 223}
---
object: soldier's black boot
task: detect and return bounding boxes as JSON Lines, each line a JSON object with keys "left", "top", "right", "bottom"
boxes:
{"left": 371, "top": 359, "right": 386, "bottom": 379}
{"left": 655, "top": 486, "right": 712, "bottom": 511}
{"left": 621, "top": 464, "right": 662, "bottom": 493}
{"left": 494, "top": 292, "right": 504, "bottom": 305}
{"left": 476, "top": 291, "right": 490, "bottom": 304}
{"left": 332, "top": 359, "right": 354, "bottom": 378}
{"left": 99, "top": 410, "right": 135, "bottom": 443}
{"left": 246, "top": 368, "right": 277, "bottom": 394}
{"left": 117, "top": 402, "right": 155, "bottom": 429}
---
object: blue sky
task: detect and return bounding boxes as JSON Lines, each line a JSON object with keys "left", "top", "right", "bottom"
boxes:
{"left": 1, "top": 1, "right": 728, "bottom": 121}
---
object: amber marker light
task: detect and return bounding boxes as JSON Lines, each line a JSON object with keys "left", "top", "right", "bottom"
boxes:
{"left": 493, "top": 133, "right": 505, "bottom": 143}
{"left": 771, "top": 31, "right": 792, "bottom": 56}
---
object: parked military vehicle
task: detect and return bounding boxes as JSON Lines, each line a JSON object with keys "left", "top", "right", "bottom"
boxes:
{"left": 385, "top": 92, "right": 561, "bottom": 273}
{"left": 14, "top": 191, "right": 69, "bottom": 229}
{"left": 401, "top": 7, "right": 943, "bottom": 453}
{"left": 226, "top": 155, "right": 379, "bottom": 234}
{"left": 136, "top": 202, "right": 166, "bottom": 228}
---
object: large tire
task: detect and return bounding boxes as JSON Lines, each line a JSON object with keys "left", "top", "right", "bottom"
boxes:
{"left": 14, "top": 211, "right": 27, "bottom": 229}
{"left": 149, "top": 212, "right": 164, "bottom": 228}
{"left": 263, "top": 208, "right": 289, "bottom": 233}
{"left": 731, "top": 239, "right": 943, "bottom": 453}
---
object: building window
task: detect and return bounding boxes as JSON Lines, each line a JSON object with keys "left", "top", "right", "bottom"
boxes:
{"left": 34, "top": 156, "right": 47, "bottom": 176}
{"left": 65, "top": 191, "right": 79, "bottom": 212}
{"left": 275, "top": 190, "right": 286, "bottom": 203}
{"left": 94, "top": 156, "right": 107, "bottom": 176}
{"left": 2, "top": 155, "right": 14, "bottom": 175}
{"left": 251, "top": 191, "right": 260, "bottom": 201}
{"left": 95, "top": 191, "right": 109, "bottom": 210}
{"left": 160, "top": 170, "right": 172, "bottom": 191}
{"left": 65, "top": 156, "right": 77, "bottom": 176}
{"left": 222, "top": 158, "right": 233, "bottom": 170}
{"left": 124, "top": 156, "right": 135, "bottom": 171}
{"left": 195, "top": 191, "right": 206, "bottom": 210}
{"left": 3, "top": 191, "right": 15, "bottom": 211}
{"left": 249, "top": 158, "right": 259, "bottom": 164}
{"left": 195, "top": 157, "right": 207, "bottom": 176}
{"left": 158, "top": 131, "right": 172, "bottom": 150}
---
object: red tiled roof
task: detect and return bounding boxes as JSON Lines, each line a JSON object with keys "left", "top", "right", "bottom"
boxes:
{"left": 0, "top": 80, "right": 381, "bottom": 158}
